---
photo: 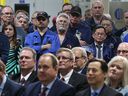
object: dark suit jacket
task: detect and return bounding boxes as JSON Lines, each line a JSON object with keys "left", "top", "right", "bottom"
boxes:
{"left": 88, "top": 43, "right": 115, "bottom": 62}
{"left": 69, "top": 71, "right": 89, "bottom": 92}
{"left": 2, "top": 78, "right": 22, "bottom": 96}
{"left": 60, "top": 32, "right": 80, "bottom": 49}
{"left": 75, "top": 84, "right": 123, "bottom": 96}
{"left": 58, "top": 71, "right": 89, "bottom": 92}
{"left": 80, "top": 66, "right": 87, "bottom": 75}
{"left": 11, "top": 71, "right": 38, "bottom": 86}
{"left": 24, "top": 78, "right": 75, "bottom": 96}
{"left": 0, "top": 33, "right": 10, "bottom": 64}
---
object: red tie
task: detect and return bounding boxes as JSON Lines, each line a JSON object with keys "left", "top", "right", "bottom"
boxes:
{"left": 40, "top": 87, "right": 48, "bottom": 96}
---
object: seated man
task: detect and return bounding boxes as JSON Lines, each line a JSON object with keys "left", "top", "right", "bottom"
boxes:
{"left": 0, "top": 60, "right": 22, "bottom": 96}
{"left": 88, "top": 25, "right": 114, "bottom": 62}
{"left": 56, "top": 48, "right": 89, "bottom": 92}
{"left": 24, "top": 53, "right": 75, "bottom": 96}
{"left": 75, "top": 59, "right": 123, "bottom": 96}
{"left": 11, "top": 47, "right": 38, "bottom": 86}
{"left": 72, "top": 47, "right": 88, "bottom": 74}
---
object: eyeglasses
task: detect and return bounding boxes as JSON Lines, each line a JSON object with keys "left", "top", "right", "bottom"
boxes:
{"left": 37, "top": 17, "right": 46, "bottom": 21}
{"left": 75, "top": 57, "right": 83, "bottom": 60}
{"left": 94, "top": 33, "right": 106, "bottom": 36}
{"left": 57, "top": 56, "right": 72, "bottom": 60}
{"left": 117, "top": 50, "right": 128, "bottom": 54}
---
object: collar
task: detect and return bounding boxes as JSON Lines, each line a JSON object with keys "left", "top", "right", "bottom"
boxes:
{"left": 91, "top": 86, "right": 102, "bottom": 96}
{"left": 60, "top": 69, "right": 73, "bottom": 84}
{"left": 20, "top": 71, "right": 32, "bottom": 81}
{"left": 41, "top": 77, "right": 56, "bottom": 91}
{"left": 0, "top": 75, "right": 7, "bottom": 90}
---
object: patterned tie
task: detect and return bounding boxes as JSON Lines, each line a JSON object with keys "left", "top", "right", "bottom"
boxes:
{"left": 20, "top": 78, "right": 26, "bottom": 86}
{"left": 96, "top": 45, "right": 102, "bottom": 58}
{"left": 40, "top": 86, "right": 48, "bottom": 96}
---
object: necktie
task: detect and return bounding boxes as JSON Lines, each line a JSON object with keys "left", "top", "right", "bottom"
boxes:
{"left": 20, "top": 78, "right": 26, "bottom": 86}
{"left": 60, "top": 77, "right": 65, "bottom": 82}
{"left": 96, "top": 45, "right": 102, "bottom": 58}
{"left": 93, "top": 91, "right": 98, "bottom": 96}
{"left": 40, "top": 86, "right": 48, "bottom": 96}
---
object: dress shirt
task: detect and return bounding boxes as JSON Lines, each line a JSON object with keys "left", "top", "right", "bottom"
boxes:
{"left": 91, "top": 86, "right": 103, "bottom": 96}
{"left": 41, "top": 77, "right": 56, "bottom": 96}
{"left": 60, "top": 69, "right": 73, "bottom": 84}
{"left": 0, "top": 75, "right": 6, "bottom": 93}
{"left": 20, "top": 71, "right": 32, "bottom": 81}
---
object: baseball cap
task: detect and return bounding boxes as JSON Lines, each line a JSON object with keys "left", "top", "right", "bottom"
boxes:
{"left": 70, "top": 6, "right": 82, "bottom": 16}
{"left": 36, "top": 11, "right": 50, "bottom": 20}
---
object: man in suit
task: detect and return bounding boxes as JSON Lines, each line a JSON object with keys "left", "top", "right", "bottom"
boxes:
{"left": 75, "top": 59, "right": 123, "bottom": 96}
{"left": 88, "top": 25, "right": 114, "bottom": 62}
{"left": 11, "top": 47, "right": 38, "bottom": 86}
{"left": 24, "top": 53, "right": 75, "bottom": 96}
{"left": 56, "top": 48, "right": 89, "bottom": 92}
{"left": 72, "top": 47, "right": 88, "bottom": 74}
{"left": 0, "top": 60, "right": 22, "bottom": 96}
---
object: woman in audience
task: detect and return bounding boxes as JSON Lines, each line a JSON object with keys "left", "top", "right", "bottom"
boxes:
{"left": 106, "top": 56, "right": 128, "bottom": 96}
{"left": 2, "top": 23, "right": 22, "bottom": 76}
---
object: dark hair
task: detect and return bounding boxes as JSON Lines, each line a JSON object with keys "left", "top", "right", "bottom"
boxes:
{"left": 86, "top": 58, "right": 108, "bottom": 73}
{"left": 62, "top": 3, "right": 73, "bottom": 11}
{"left": 2, "top": 23, "right": 18, "bottom": 49}
{"left": 92, "top": 25, "right": 106, "bottom": 34}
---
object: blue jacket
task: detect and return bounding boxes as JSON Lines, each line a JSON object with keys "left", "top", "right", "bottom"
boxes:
{"left": 88, "top": 43, "right": 115, "bottom": 62}
{"left": 24, "top": 29, "right": 60, "bottom": 56}
{"left": 123, "top": 34, "right": 128, "bottom": 42}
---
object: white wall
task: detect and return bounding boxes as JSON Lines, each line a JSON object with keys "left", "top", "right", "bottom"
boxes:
{"left": 6, "top": 0, "right": 63, "bottom": 27}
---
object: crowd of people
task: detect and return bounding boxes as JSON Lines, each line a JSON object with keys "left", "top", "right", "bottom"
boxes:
{"left": 0, "top": 0, "right": 128, "bottom": 96}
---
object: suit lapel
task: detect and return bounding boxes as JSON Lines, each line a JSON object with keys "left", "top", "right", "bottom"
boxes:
{"left": 68, "top": 71, "right": 76, "bottom": 85}
{"left": 47, "top": 78, "right": 59, "bottom": 96}
{"left": 26, "top": 71, "right": 37, "bottom": 83}
{"left": 2, "top": 79, "right": 11, "bottom": 96}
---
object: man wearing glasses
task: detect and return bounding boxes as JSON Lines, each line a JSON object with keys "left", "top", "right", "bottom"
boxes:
{"left": 56, "top": 48, "right": 88, "bottom": 92}
{"left": 24, "top": 11, "right": 60, "bottom": 60}
{"left": 72, "top": 47, "right": 88, "bottom": 74}
{"left": 1, "top": 6, "right": 14, "bottom": 25}
{"left": 117, "top": 42, "right": 128, "bottom": 59}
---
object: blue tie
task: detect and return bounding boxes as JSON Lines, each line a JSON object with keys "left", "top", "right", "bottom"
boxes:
{"left": 93, "top": 91, "right": 98, "bottom": 96}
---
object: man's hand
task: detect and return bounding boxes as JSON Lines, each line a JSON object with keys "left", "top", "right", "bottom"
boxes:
{"left": 41, "top": 44, "right": 51, "bottom": 50}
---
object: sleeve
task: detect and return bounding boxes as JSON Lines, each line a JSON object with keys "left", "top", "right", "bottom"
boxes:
{"left": 0, "top": 34, "right": 10, "bottom": 64}
{"left": 24, "top": 34, "right": 42, "bottom": 54}
{"left": 48, "top": 33, "right": 60, "bottom": 54}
